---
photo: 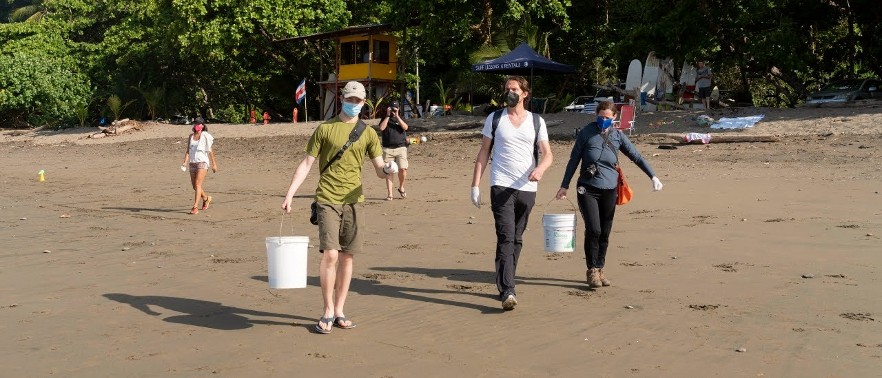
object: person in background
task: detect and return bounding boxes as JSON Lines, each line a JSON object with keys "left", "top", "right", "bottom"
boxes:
{"left": 281, "top": 81, "right": 396, "bottom": 334}
{"left": 555, "top": 101, "right": 664, "bottom": 288}
{"left": 181, "top": 117, "right": 217, "bottom": 215}
{"left": 470, "top": 75, "right": 553, "bottom": 311}
{"left": 378, "top": 101, "right": 410, "bottom": 200}
{"left": 696, "top": 60, "right": 713, "bottom": 109}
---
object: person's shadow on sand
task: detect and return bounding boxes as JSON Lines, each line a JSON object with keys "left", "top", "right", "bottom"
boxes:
{"left": 370, "top": 267, "right": 587, "bottom": 290}
{"left": 250, "top": 267, "right": 587, "bottom": 315}
{"left": 103, "top": 293, "right": 307, "bottom": 330}
{"left": 251, "top": 275, "right": 504, "bottom": 314}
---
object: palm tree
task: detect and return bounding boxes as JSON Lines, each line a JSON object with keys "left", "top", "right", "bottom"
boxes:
{"left": 469, "top": 14, "right": 549, "bottom": 64}
{"left": 7, "top": 0, "right": 46, "bottom": 23}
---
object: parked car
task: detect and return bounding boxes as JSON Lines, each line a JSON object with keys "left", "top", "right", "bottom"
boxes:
{"left": 564, "top": 95, "right": 596, "bottom": 112}
{"left": 564, "top": 86, "right": 624, "bottom": 112}
{"left": 806, "top": 78, "right": 881, "bottom": 104}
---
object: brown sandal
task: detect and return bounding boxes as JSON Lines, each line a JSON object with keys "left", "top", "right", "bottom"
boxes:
{"left": 201, "top": 196, "right": 212, "bottom": 210}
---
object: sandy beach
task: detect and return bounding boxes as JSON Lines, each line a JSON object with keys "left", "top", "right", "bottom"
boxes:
{"left": 1, "top": 105, "right": 881, "bottom": 376}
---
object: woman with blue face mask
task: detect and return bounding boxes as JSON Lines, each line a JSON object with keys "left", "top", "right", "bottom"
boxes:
{"left": 555, "top": 101, "right": 664, "bottom": 289}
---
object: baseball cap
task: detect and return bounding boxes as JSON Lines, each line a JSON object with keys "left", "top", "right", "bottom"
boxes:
{"left": 342, "top": 81, "right": 366, "bottom": 100}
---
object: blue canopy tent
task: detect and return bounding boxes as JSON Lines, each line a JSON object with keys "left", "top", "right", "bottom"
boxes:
{"left": 471, "top": 43, "right": 576, "bottom": 111}
{"left": 471, "top": 43, "right": 577, "bottom": 76}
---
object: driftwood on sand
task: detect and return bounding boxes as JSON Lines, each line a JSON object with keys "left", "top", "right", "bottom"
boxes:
{"left": 645, "top": 133, "right": 780, "bottom": 144}
{"left": 91, "top": 118, "right": 139, "bottom": 138}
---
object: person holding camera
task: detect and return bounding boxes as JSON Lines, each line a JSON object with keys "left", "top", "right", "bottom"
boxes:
{"left": 280, "top": 81, "right": 395, "bottom": 334}
{"left": 378, "top": 101, "right": 410, "bottom": 200}
{"left": 470, "top": 75, "right": 554, "bottom": 311}
{"left": 555, "top": 101, "right": 664, "bottom": 289}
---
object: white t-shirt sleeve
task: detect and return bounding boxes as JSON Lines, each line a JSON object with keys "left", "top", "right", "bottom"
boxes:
{"left": 481, "top": 113, "right": 495, "bottom": 139}
{"left": 538, "top": 116, "right": 549, "bottom": 142}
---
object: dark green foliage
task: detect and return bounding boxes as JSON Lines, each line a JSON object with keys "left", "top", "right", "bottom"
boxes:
{"left": 1, "top": 0, "right": 880, "bottom": 128}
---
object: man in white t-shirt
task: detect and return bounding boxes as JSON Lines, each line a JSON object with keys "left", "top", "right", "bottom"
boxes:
{"left": 470, "top": 76, "right": 554, "bottom": 311}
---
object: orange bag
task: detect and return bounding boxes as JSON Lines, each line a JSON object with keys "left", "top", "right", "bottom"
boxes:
{"left": 616, "top": 165, "right": 633, "bottom": 205}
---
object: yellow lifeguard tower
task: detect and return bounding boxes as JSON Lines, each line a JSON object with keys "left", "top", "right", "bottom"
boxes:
{"left": 276, "top": 24, "right": 405, "bottom": 120}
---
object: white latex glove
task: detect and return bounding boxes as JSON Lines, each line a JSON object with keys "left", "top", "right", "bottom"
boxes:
{"left": 470, "top": 187, "right": 481, "bottom": 208}
{"left": 651, "top": 176, "right": 664, "bottom": 191}
{"left": 383, "top": 161, "right": 399, "bottom": 174}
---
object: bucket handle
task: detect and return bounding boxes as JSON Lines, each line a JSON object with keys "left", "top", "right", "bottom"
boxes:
{"left": 278, "top": 211, "right": 295, "bottom": 238}
{"left": 543, "top": 196, "right": 577, "bottom": 214}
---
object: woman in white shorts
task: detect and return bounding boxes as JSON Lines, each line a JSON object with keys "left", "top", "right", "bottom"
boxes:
{"left": 181, "top": 117, "right": 217, "bottom": 214}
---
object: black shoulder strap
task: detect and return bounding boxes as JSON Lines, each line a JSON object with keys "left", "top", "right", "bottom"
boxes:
{"left": 489, "top": 109, "right": 504, "bottom": 151}
{"left": 320, "top": 119, "right": 367, "bottom": 174}
{"left": 532, "top": 112, "right": 541, "bottom": 165}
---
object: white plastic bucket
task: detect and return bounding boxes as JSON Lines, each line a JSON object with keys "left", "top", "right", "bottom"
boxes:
{"left": 265, "top": 236, "right": 309, "bottom": 289}
{"left": 542, "top": 213, "right": 576, "bottom": 253}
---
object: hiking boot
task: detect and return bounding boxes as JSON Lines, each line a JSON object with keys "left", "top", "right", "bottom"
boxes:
{"left": 502, "top": 294, "right": 518, "bottom": 311}
{"left": 587, "top": 268, "right": 603, "bottom": 288}
{"left": 599, "top": 269, "right": 612, "bottom": 286}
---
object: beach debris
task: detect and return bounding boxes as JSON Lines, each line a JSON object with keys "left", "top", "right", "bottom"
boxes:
{"left": 689, "top": 304, "right": 720, "bottom": 311}
{"left": 20, "top": 217, "right": 27, "bottom": 220}
{"left": 867, "top": 233, "right": 874, "bottom": 237}
{"left": 840, "top": 312, "right": 874, "bottom": 321}
{"left": 735, "top": 347, "right": 747, "bottom": 353}
{"left": 671, "top": 256, "right": 678, "bottom": 259}
{"left": 625, "top": 305, "right": 635, "bottom": 309}
{"left": 121, "top": 247, "right": 131, "bottom": 251}
{"left": 42, "top": 250, "right": 51, "bottom": 253}
{"left": 59, "top": 214, "right": 70, "bottom": 218}
{"left": 801, "top": 274, "right": 815, "bottom": 279}
{"left": 685, "top": 132, "right": 712, "bottom": 144}
{"left": 696, "top": 114, "right": 715, "bottom": 127}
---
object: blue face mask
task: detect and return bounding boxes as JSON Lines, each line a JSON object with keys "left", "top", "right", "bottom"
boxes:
{"left": 597, "top": 116, "right": 614, "bottom": 130}
{"left": 342, "top": 102, "right": 363, "bottom": 117}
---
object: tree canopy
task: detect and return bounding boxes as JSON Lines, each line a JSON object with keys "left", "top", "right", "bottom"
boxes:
{"left": 1, "top": 0, "right": 879, "bottom": 127}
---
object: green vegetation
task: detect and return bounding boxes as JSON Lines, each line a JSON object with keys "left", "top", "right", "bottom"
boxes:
{"left": 1, "top": 0, "right": 880, "bottom": 127}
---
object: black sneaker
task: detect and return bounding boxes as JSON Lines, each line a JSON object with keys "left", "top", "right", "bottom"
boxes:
{"left": 502, "top": 294, "right": 518, "bottom": 311}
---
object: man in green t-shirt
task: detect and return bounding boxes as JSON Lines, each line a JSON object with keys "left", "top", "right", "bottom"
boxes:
{"left": 281, "top": 81, "right": 395, "bottom": 334}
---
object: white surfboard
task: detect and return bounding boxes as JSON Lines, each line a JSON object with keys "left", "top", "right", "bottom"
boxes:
{"left": 624, "top": 59, "right": 642, "bottom": 100}
{"left": 659, "top": 58, "right": 674, "bottom": 95}
{"left": 677, "top": 62, "right": 697, "bottom": 106}
{"left": 641, "top": 52, "right": 659, "bottom": 111}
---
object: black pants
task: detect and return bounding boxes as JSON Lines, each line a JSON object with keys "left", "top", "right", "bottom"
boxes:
{"left": 490, "top": 185, "right": 536, "bottom": 298}
{"left": 576, "top": 185, "right": 617, "bottom": 269}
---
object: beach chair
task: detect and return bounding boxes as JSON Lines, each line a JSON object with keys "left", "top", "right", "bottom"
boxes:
{"left": 615, "top": 104, "right": 636, "bottom": 135}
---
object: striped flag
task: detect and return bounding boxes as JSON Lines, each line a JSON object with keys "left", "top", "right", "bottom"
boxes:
{"left": 295, "top": 79, "right": 306, "bottom": 105}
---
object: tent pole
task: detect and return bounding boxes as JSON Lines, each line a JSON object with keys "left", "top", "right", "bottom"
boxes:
{"left": 530, "top": 67, "right": 534, "bottom": 111}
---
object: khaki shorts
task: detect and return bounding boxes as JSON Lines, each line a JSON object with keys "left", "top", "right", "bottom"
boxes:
{"left": 382, "top": 147, "right": 409, "bottom": 170}
{"left": 316, "top": 202, "right": 364, "bottom": 254}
